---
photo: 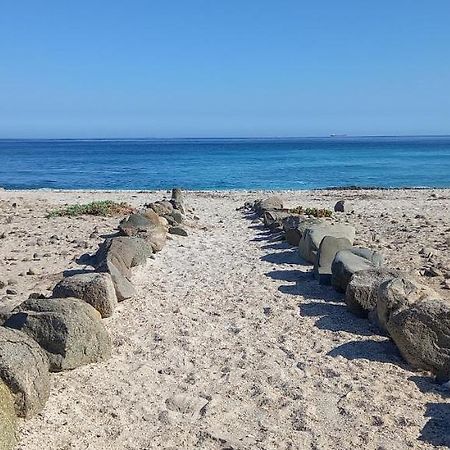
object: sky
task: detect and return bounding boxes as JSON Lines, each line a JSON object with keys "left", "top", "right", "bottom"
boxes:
{"left": 0, "top": 1, "right": 449, "bottom": 138}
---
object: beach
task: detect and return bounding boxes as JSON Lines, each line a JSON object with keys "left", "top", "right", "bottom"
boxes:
{"left": 1, "top": 188, "right": 450, "bottom": 449}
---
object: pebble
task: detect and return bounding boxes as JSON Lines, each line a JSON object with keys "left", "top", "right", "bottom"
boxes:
{"left": 6, "top": 289, "right": 17, "bottom": 295}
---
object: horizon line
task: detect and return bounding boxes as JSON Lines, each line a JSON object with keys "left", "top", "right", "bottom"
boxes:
{"left": 1, "top": 134, "right": 450, "bottom": 141}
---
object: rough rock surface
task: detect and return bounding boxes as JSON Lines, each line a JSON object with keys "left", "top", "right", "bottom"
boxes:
{"left": 299, "top": 223, "right": 356, "bottom": 264}
{"left": 52, "top": 272, "right": 118, "bottom": 318}
{"left": 0, "top": 327, "right": 50, "bottom": 418}
{"left": 345, "top": 268, "right": 400, "bottom": 318}
{"left": 376, "top": 276, "right": 440, "bottom": 332}
{"left": 254, "top": 196, "right": 283, "bottom": 215}
{"left": 0, "top": 381, "right": 17, "bottom": 450}
{"left": 387, "top": 297, "right": 450, "bottom": 381}
{"left": 119, "top": 214, "right": 167, "bottom": 252}
{"left": 331, "top": 247, "right": 383, "bottom": 292}
{"left": 314, "top": 236, "right": 352, "bottom": 284}
{"left": 169, "top": 226, "right": 188, "bottom": 237}
{"left": 171, "top": 188, "right": 185, "bottom": 214}
{"left": 5, "top": 297, "right": 112, "bottom": 372}
{"left": 283, "top": 217, "right": 323, "bottom": 246}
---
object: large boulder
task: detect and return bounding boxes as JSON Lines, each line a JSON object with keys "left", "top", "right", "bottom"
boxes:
{"left": 263, "top": 210, "right": 291, "bottom": 229}
{"left": 282, "top": 216, "right": 323, "bottom": 246}
{"left": 345, "top": 268, "right": 399, "bottom": 318}
{"left": 119, "top": 213, "right": 167, "bottom": 252}
{"left": 0, "top": 381, "right": 17, "bottom": 450}
{"left": 0, "top": 327, "right": 50, "bottom": 418}
{"left": 313, "top": 236, "right": 352, "bottom": 285}
{"left": 376, "top": 276, "right": 439, "bottom": 332}
{"left": 147, "top": 200, "right": 174, "bottom": 217}
{"left": 387, "top": 297, "right": 450, "bottom": 381}
{"left": 299, "top": 223, "right": 355, "bottom": 264}
{"left": 52, "top": 272, "right": 117, "bottom": 318}
{"left": 5, "top": 297, "right": 112, "bottom": 372}
{"left": 254, "top": 196, "right": 283, "bottom": 216}
{"left": 331, "top": 247, "right": 383, "bottom": 293}
{"left": 95, "top": 236, "right": 152, "bottom": 301}
{"left": 171, "top": 188, "right": 185, "bottom": 213}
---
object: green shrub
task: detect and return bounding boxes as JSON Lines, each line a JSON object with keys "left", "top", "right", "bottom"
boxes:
{"left": 289, "top": 206, "right": 332, "bottom": 218}
{"left": 46, "top": 200, "right": 134, "bottom": 218}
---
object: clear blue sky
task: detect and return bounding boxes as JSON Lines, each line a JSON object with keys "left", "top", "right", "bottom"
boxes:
{"left": 1, "top": 1, "right": 449, "bottom": 138}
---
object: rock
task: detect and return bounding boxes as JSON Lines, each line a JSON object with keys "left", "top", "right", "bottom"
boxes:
{"left": 299, "top": 223, "right": 356, "bottom": 264}
{"left": 282, "top": 216, "right": 323, "bottom": 246}
{"left": 334, "top": 200, "right": 350, "bottom": 212}
{"left": 27, "top": 268, "right": 36, "bottom": 275}
{"left": 0, "top": 327, "right": 50, "bottom": 418}
{"left": 5, "top": 289, "right": 16, "bottom": 296}
{"left": 262, "top": 210, "right": 291, "bottom": 229}
{"left": 169, "top": 226, "right": 188, "bottom": 237}
{"left": 254, "top": 196, "right": 283, "bottom": 216}
{"left": 331, "top": 247, "right": 383, "bottom": 293}
{"left": 345, "top": 268, "right": 400, "bottom": 317}
{"left": 170, "top": 209, "right": 183, "bottom": 224}
{"left": 147, "top": 200, "right": 173, "bottom": 217}
{"left": 313, "top": 236, "right": 352, "bottom": 284}
{"left": 52, "top": 273, "right": 117, "bottom": 318}
{"left": 0, "top": 381, "right": 17, "bottom": 450}
{"left": 0, "top": 280, "right": 5, "bottom": 289}
{"left": 95, "top": 237, "right": 152, "bottom": 301}
{"left": 119, "top": 213, "right": 167, "bottom": 252}
{"left": 171, "top": 188, "right": 185, "bottom": 213}
{"left": 419, "top": 247, "right": 435, "bottom": 258}
{"left": 376, "top": 276, "right": 439, "bottom": 332}
{"left": 5, "top": 297, "right": 112, "bottom": 372}
{"left": 387, "top": 296, "right": 450, "bottom": 381}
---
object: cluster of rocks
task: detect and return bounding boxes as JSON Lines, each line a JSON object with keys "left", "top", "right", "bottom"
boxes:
{"left": 0, "top": 189, "right": 188, "bottom": 449}
{"left": 246, "top": 196, "right": 450, "bottom": 383}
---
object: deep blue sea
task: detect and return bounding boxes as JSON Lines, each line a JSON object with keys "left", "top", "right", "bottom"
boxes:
{"left": 1, "top": 136, "right": 450, "bottom": 190}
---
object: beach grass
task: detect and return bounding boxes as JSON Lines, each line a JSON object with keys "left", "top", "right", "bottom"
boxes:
{"left": 46, "top": 200, "right": 133, "bottom": 218}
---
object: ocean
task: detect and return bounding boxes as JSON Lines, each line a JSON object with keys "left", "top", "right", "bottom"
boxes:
{"left": 1, "top": 136, "right": 450, "bottom": 190}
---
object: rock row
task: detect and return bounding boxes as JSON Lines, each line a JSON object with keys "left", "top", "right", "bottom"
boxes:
{"left": 245, "top": 196, "right": 450, "bottom": 383}
{"left": 0, "top": 188, "right": 189, "bottom": 450}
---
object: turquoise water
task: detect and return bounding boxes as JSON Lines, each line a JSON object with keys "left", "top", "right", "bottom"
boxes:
{"left": 0, "top": 136, "right": 449, "bottom": 190}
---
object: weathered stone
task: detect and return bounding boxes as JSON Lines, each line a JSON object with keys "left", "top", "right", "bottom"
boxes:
{"left": 148, "top": 200, "right": 174, "bottom": 217}
{"left": 254, "top": 196, "right": 283, "bottom": 215}
{"left": 376, "top": 276, "right": 439, "bottom": 332}
{"left": 52, "top": 272, "right": 117, "bottom": 318}
{"left": 334, "top": 200, "right": 350, "bottom": 213}
{"left": 170, "top": 209, "right": 183, "bottom": 224}
{"left": 345, "top": 268, "right": 400, "bottom": 317}
{"left": 299, "top": 223, "right": 355, "bottom": 264}
{"left": 314, "top": 236, "right": 352, "bottom": 285}
{"left": 387, "top": 297, "right": 450, "bottom": 381}
{"left": 5, "top": 297, "right": 112, "bottom": 372}
{"left": 0, "top": 381, "right": 17, "bottom": 450}
{"left": 119, "top": 213, "right": 167, "bottom": 252}
{"left": 169, "top": 226, "right": 188, "bottom": 237}
{"left": 263, "top": 210, "right": 290, "bottom": 229}
{"left": 331, "top": 247, "right": 383, "bottom": 293}
{"left": 282, "top": 216, "right": 322, "bottom": 246}
{"left": 0, "top": 327, "right": 50, "bottom": 418}
{"left": 171, "top": 188, "right": 185, "bottom": 213}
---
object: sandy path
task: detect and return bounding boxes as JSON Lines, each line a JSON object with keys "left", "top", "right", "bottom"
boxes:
{"left": 15, "top": 193, "right": 450, "bottom": 449}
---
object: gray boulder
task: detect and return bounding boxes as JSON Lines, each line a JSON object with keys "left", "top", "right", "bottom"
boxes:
{"left": 334, "top": 200, "right": 351, "bottom": 212}
{"left": 345, "top": 268, "right": 399, "bottom": 318}
{"left": 254, "top": 196, "right": 283, "bottom": 215}
{"left": 148, "top": 200, "right": 174, "bottom": 216}
{"left": 171, "top": 188, "right": 185, "bottom": 213}
{"left": 169, "top": 226, "right": 188, "bottom": 237}
{"left": 0, "top": 327, "right": 50, "bottom": 418}
{"left": 376, "top": 276, "right": 439, "bottom": 332}
{"left": 5, "top": 297, "right": 112, "bottom": 372}
{"left": 282, "top": 216, "right": 322, "bottom": 246}
{"left": 387, "top": 297, "right": 450, "bottom": 381}
{"left": 95, "top": 236, "right": 152, "bottom": 301}
{"left": 0, "top": 381, "right": 16, "bottom": 450}
{"left": 299, "top": 223, "right": 356, "bottom": 264}
{"left": 331, "top": 247, "right": 383, "bottom": 292}
{"left": 263, "top": 210, "right": 290, "bottom": 229}
{"left": 313, "top": 236, "right": 352, "bottom": 285}
{"left": 119, "top": 213, "right": 167, "bottom": 252}
{"left": 170, "top": 209, "right": 183, "bottom": 224}
{"left": 52, "top": 272, "right": 117, "bottom": 318}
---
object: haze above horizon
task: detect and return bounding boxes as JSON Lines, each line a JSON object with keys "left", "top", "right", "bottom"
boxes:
{"left": 1, "top": 1, "right": 449, "bottom": 138}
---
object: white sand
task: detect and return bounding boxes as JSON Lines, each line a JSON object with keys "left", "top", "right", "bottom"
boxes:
{"left": 1, "top": 189, "right": 450, "bottom": 449}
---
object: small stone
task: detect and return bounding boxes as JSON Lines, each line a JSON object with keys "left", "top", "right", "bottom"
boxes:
{"left": 169, "top": 226, "right": 188, "bottom": 237}
{"left": 419, "top": 247, "right": 435, "bottom": 258}
{"left": 5, "top": 289, "right": 17, "bottom": 296}
{"left": 27, "top": 268, "right": 36, "bottom": 276}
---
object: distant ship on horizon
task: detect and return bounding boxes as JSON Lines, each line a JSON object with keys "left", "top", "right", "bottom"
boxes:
{"left": 329, "top": 134, "right": 348, "bottom": 137}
